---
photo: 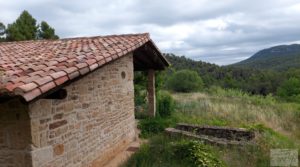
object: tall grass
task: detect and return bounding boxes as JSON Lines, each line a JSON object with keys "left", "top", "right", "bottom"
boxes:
{"left": 128, "top": 88, "right": 300, "bottom": 167}
{"left": 172, "top": 89, "right": 300, "bottom": 167}
{"left": 173, "top": 89, "right": 300, "bottom": 142}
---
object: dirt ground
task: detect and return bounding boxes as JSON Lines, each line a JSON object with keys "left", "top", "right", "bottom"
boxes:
{"left": 103, "top": 121, "right": 145, "bottom": 167}
{"left": 102, "top": 139, "right": 141, "bottom": 167}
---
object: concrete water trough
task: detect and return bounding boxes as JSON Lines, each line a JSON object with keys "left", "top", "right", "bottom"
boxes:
{"left": 165, "top": 123, "right": 255, "bottom": 146}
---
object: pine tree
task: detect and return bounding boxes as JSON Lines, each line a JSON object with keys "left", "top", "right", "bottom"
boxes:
{"left": 0, "top": 22, "right": 5, "bottom": 42}
{"left": 5, "top": 11, "right": 59, "bottom": 41}
{"left": 6, "top": 10, "right": 38, "bottom": 41}
{"left": 38, "top": 21, "right": 59, "bottom": 39}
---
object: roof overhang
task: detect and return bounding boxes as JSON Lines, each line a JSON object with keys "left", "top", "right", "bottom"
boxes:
{"left": 133, "top": 41, "right": 170, "bottom": 71}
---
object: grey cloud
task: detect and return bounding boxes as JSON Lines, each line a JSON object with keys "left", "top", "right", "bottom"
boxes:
{"left": 0, "top": 0, "right": 300, "bottom": 65}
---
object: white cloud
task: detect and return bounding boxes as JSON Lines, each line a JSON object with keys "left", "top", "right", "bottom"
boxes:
{"left": 0, "top": 0, "right": 300, "bottom": 65}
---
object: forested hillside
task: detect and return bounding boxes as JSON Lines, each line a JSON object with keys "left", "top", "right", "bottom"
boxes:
{"left": 164, "top": 53, "right": 300, "bottom": 96}
{"left": 231, "top": 44, "right": 300, "bottom": 71}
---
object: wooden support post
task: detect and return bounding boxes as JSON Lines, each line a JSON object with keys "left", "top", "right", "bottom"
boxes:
{"left": 147, "top": 69, "right": 156, "bottom": 117}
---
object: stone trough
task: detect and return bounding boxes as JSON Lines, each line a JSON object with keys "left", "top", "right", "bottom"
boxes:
{"left": 165, "top": 123, "right": 255, "bottom": 146}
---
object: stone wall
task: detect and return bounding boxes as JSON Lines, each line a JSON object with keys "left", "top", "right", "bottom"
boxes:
{"left": 29, "top": 53, "right": 135, "bottom": 167}
{"left": 0, "top": 99, "right": 32, "bottom": 167}
{"left": 0, "top": 53, "right": 135, "bottom": 167}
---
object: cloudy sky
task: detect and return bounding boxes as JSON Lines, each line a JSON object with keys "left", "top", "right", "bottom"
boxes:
{"left": 1, "top": 0, "right": 300, "bottom": 65}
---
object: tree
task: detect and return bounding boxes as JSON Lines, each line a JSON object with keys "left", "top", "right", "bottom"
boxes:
{"left": 6, "top": 10, "right": 38, "bottom": 41}
{"left": 0, "top": 22, "right": 5, "bottom": 35}
{"left": 5, "top": 10, "right": 59, "bottom": 41}
{"left": 277, "top": 77, "right": 300, "bottom": 101}
{"left": 0, "top": 22, "right": 5, "bottom": 42}
{"left": 38, "top": 21, "right": 59, "bottom": 39}
{"left": 166, "top": 70, "right": 204, "bottom": 92}
{"left": 157, "top": 91, "right": 175, "bottom": 118}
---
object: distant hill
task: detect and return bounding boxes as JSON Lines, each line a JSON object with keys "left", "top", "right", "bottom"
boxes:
{"left": 231, "top": 44, "right": 300, "bottom": 71}
{"left": 164, "top": 53, "right": 284, "bottom": 95}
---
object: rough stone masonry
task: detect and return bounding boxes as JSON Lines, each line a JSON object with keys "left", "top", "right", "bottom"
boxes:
{"left": 0, "top": 54, "right": 136, "bottom": 167}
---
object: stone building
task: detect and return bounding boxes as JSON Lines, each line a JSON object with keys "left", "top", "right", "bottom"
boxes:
{"left": 0, "top": 33, "right": 169, "bottom": 167}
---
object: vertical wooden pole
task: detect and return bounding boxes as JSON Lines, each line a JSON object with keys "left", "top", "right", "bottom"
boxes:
{"left": 147, "top": 69, "right": 156, "bottom": 117}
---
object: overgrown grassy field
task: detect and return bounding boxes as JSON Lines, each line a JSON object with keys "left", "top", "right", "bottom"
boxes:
{"left": 123, "top": 88, "right": 300, "bottom": 167}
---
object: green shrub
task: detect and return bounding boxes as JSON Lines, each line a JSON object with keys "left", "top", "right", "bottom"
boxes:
{"left": 157, "top": 91, "right": 175, "bottom": 118}
{"left": 122, "top": 135, "right": 225, "bottom": 167}
{"left": 134, "top": 71, "right": 148, "bottom": 118}
{"left": 134, "top": 85, "right": 147, "bottom": 107}
{"left": 166, "top": 70, "right": 204, "bottom": 92}
{"left": 134, "top": 84, "right": 148, "bottom": 118}
{"left": 174, "top": 140, "right": 226, "bottom": 167}
{"left": 277, "top": 77, "right": 300, "bottom": 102}
{"left": 138, "top": 117, "right": 176, "bottom": 138}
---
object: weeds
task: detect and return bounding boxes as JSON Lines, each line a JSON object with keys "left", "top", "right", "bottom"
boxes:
{"left": 138, "top": 117, "right": 177, "bottom": 138}
{"left": 174, "top": 140, "right": 225, "bottom": 167}
{"left": 171, "top": 91, "right": 300, "bottom": 167}
{"left": 130, "top": 89, "right": 300, "bottom": 167}
{"left": 122, "top": 135, "right": 226, "bottom": 167}
{"left": 173, "top": 90, "right": 300, "bottom": 142}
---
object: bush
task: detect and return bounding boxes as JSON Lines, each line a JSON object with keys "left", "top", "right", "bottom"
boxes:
{"left": 134, "top": 84, "right": 148, "bottom": 119}
{"left": 166, "top": 70, "right": 204, "bottom": 92}
{"left": 134, "top": 72, "right": 148, "bottom": 118}
{"left": 122, "top": 135, "right": 225, "bottom": 167}
{"left": 174, "top": 140, "right": 226, "bottom": 167}
{"left": 138, "top": 117, "right": 176, "bottom": 138}
{"left": 277, "top": 77, "right": 300, "bottom": 102}
{"left": 157, "top": 91, "right": 175, "bottom": 118}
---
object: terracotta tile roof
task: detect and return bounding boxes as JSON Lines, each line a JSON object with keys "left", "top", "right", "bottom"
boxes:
{"left": 0, "top": 33, "right": 158, "bottom": 102}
